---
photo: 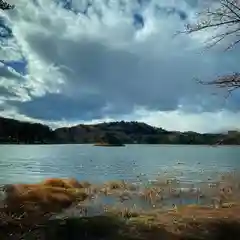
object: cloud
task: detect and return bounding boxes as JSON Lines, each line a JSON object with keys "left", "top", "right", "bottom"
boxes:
{"left": 0, "top": 0, "right": 240, "bottom": 132}
{"left": 133, "top": 108, "right": 240, "bottom": 133}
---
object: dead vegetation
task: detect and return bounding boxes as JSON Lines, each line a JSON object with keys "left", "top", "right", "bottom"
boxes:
{"left": 1, "top": 175, "right": 240, "bottom": 239}
{"left": 2, "top": 203, "right": 240, "bottom": 239}
{"left": 0, "top": 178, "right": 90, "bottom": 220}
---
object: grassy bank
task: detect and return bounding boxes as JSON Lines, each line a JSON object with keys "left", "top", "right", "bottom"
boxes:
{"left": 1, "top": 176, "right": 240, "bottom": 239}
{"left": 1, "top": 202, "right": 240, "bottom": 239}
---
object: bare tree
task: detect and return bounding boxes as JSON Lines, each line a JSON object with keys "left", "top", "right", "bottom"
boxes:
{"left": 0, "top": 0, "right": 14, "bottom": 10}
{"left": 183, "top": 0, "right": 240, "bottom": 91}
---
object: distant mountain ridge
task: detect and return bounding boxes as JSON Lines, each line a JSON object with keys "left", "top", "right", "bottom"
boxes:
{"left": 1, "top": 116, "right": 240, "bottom": 145}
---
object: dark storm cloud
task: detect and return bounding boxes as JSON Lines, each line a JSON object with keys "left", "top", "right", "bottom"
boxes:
{"left": 0, "top": 87, "right": 18, "bottom": 99}
{"left": 155, "top": 5, "right": 188, "bottom": 20}
{"left": 12, "top": 33, "right": 211, "bottom": 116}
{"left": 11, "top": 93, "right": 109, "bottom": 121}
{"left": 1, "top": 0, "right": 240, "bottom": 125}
{"left": 12, "top": 30, "right": 240, "bottom": 120}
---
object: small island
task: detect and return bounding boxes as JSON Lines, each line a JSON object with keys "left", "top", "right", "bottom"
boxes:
{"left": 94, "top": 132, "right": 125, "bottom": 147}
{"left": 94, "top": 143, "right": 125, "bottom": 147}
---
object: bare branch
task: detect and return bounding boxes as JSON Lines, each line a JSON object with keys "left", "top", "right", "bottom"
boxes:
{"left": 221, "top": 0, "right": 240, "bottom": 20}
{"left": 185, "top": 19, "right": 240, "bottom": 33}
{"left": 182, "top": 1, "right": 240, "bottom": 92}
{"left": 224, "top": 36, "right": 240, "bottom": 49}
{"left": 183, "top": 0, "right": 240, "bottom": 49}
{"left": 205, "top": 26, "right": 240, "bottom": 48}
{"left": 225, "top": 0, "right": 240, "bottom": 13}
{"left": 198, "top": 73, "right": 240, "bottom": 92}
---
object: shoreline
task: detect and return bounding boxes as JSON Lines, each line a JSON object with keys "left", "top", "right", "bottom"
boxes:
{"left": 1, "top": 177, "right": 240, "bottom": 239}
{"left": 1, "top": 143, "right": 240, "bottom": 146}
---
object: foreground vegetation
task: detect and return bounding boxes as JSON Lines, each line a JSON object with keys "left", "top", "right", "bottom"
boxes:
{"left": 2, "top": 207, "right": 240, "bottom": 240}
{"left": 1, "top": 175, "right": 240, "bottom": 239}
{"left": 1, "top": 116, "right": 240, "bottom": 145}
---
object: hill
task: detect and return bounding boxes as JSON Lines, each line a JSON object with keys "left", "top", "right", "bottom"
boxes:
{"left": 0, "top": 117, "right": 55, "bottom": 144}
{"left": 1, "top": 117, "right": 240, "bottom": 145}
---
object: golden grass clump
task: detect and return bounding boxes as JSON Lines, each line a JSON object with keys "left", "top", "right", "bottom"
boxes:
{"left": 41, "top": 178, "right": 85, "bottom": 189}
{"left": 2, "top": 178, "right": 89, "bottom": 215}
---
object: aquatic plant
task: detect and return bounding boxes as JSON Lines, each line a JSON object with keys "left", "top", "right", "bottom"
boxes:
{"left": 105, "top": 180, "right": 127, "bottom": 190}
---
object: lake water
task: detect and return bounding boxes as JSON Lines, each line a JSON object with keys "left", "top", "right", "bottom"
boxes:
{"left": 0, "top": 144, "right": 239, "bottom": 185}
{"left": 1, "top": 144, "right": 240, "bottom": 211}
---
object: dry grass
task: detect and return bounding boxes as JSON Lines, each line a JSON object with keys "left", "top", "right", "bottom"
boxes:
{"left": 41, "top": 178, "right": 83, "bottom": 188}
{"left": 12, "top": 204, "right": 239, "bottom": 240}
{"left": 108, "top": 203, "right": 240, "bottom": 239}
{"left": 102, "top": 180, "right": 138, "bottom": 191}
{"left": 104, "top": 180, "right": 127, "bottom": 190}
{"left": 2, "top": 175, "right": 240, "bottom": 239}
{"left": 1, "top": 178, "right": 90, "bottom": 218}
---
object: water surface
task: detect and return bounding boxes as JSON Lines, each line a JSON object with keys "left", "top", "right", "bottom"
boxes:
{"left": 0, "top": 144, "right": 238, "bottom": 184}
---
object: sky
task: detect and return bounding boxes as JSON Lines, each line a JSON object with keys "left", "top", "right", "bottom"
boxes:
{"left": 0, "top": 0, "right": 240, "bottom": 133}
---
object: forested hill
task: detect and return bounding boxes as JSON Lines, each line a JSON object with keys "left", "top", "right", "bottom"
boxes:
{"left": 0, "top": 117, "right": 55, "bottom": 144}
{"left": 0, "top": 116, "right": 240, "bottom": 145}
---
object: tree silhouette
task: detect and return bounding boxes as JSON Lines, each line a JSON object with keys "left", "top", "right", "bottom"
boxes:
{"left": 0, "top": 0, "right": 14, "bottom": 10}
{"left": 101, "top": 132, "right": 123, "bottom": 145}
{"left": 182, "top": 0, "right": 240, "bottom": 92}
{"left": 0, "top": 1, "right": 14, "bottom": 38}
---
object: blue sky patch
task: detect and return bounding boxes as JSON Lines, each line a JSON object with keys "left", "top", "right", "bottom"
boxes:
{"left": 133, "top": 13, "right": 144, "bottom": 29}
{"left": 0, "top": 60, "right": 28, "bottom": 76}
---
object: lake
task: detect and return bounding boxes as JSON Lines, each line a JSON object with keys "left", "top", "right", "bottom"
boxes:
{"left": 0, "top": 144, "right": 239, "bottom": 185}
